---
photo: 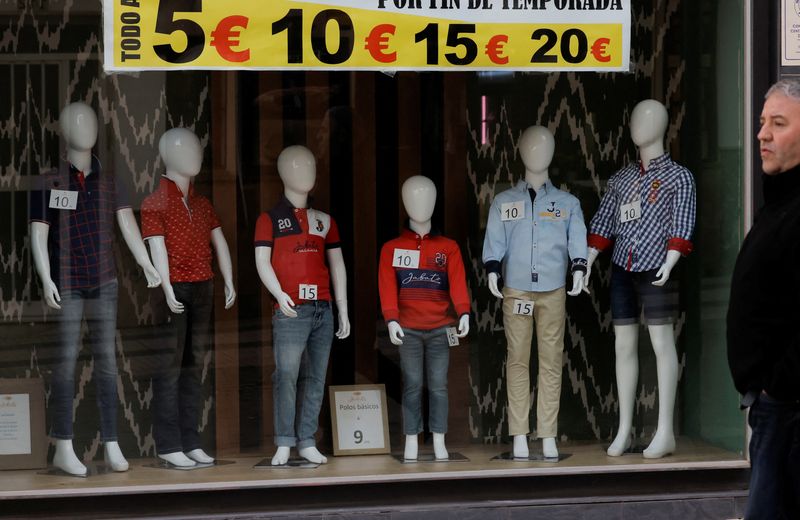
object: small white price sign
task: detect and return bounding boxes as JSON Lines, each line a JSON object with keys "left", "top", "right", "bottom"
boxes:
{"left": 513, "top": 299, "right": 535, "bottom": 316}
{"left": 48, "top": 190, "right": 78, "bottom": 210}
{"left": 446, "top": 327, "right": 460, "bottom": 347}
{"left": 299, "top": 284, "right": 318, "bottom": 300}
{"left": 620, "top": 200, "right": 641, "bottom": 223}
{"left": 330, "top": 385, "right": 390, "bottom": 456}
{"left": 501, "top": 201, "right": 525, "bottom": 221}
{"left": 392, "top": 248, "right": 420, "bottom": 269}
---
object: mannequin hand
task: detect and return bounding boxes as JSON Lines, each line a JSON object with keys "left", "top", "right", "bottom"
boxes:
{"left": 336, "top": 308, "right": 351, "bottom": 340}
{"left": 163, "top": 284, "right": 184, "bottom": 314}
{"left": 42, "top": 279, "right": 62, "bottom": 310}
{"left": 388, "top": 321, "right": 404, "bottom": 346}
{"left": 652, "top": 250, "right": 681, "bottom": 287}
{"left": 567, "top": 271, "right": 584, "bottom": 296}
{"left": 457, "top": 314, "right": 469, "bottom": 338}
{"left": 583, "top": 248, "right": 599, "bottom": 295}
{"left": 224, "top": 282, "right": 236, "bottom": 309}
{"left": 488, "top": 273, "right": 503, "bottom": 299}
{"left": 276, "top": 292, "right": 297, "bottom": 317}
{"left": 141, "top": 262, "right": 162, "bottom": 288}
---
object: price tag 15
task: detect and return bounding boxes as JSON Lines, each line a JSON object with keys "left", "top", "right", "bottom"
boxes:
{"left": 49, "top": 190, "right": 78, "bottom": 210}
{"left": 512, "top": 299, "right": 534, "bottom": 316}
{"left": 446, "top": 327, "right": 460, "bottom": 347}
{"left": 299, "top": 284, "right": 318, "bottom": 300}
{"left": 392, "top": 249, "right": 420, "bottom": 269}
{"left": 500, "top": 201, "right": 525, "bottom": 221}
{"left": 620, "top": 200, "right": 642, "bottom": 223}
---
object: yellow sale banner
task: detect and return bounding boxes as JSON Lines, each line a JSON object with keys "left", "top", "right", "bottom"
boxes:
{"left": 103, "top": 0, "right": 630, "bottom": 72}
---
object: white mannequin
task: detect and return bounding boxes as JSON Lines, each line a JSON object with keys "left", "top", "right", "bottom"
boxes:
{"left": 487, "top": 126, "right": 581, "bottom": 460}
{"left": 254, "top": 145, "right": 350, "bottom": 465}
{"left": 388, "top": 175, "right": 469, "bottom": 461}
{"left": 147, "top": 128, "right": 236, "bottom": 467}
{"left": 584, "top": 100, "right": 679, "bottom": 459}
{"left": 30, "top": 102, "right": 160, "bottom": 475}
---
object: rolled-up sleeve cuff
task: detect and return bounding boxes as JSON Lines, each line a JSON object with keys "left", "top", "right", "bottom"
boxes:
{"left": 571, "top": 258, "right": 588, "bottom": 274}
{"left": 667, "top": 237, "right": 693, "bottom": 256}
{"left": 484, "top": 260, "right": 502, "bottom": 276}
{"left": 587, "top": 233, "right": 613, "bottom": 251}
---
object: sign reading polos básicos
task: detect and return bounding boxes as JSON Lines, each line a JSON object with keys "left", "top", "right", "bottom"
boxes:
{"left": 103, "top": 0, "right": 630, "bottom": 72}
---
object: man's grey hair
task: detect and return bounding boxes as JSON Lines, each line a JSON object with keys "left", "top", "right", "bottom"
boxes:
{"left": 766, "top": 78, "right": 800, "bottom": 101}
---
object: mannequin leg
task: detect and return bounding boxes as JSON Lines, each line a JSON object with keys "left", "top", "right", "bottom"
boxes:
{"left": 432, "top": 433, "right": 448, "bottom": 460}
{"left": 104, "top": 442, "right": 129, "bottom": 472}
{"left": 404, "top": 434, "right": 419, "bottom": 461}
{"left": 159, "top": 452, "right": 196, "bottom": 467}
{"left": 642, "top": 324, "right": 678, "bottom": 459}
{"left": 533, "top": 288, "right": 567, "bottom": 459}
{"left": 502, "top": 287, "right": 535, "bottom": 458}
{"left": 542, "top": 437, "right": 558, "bottom": 459}
{"left": 271, "top": 447, "right": 291, "bottom": 466}
{"left": 608, "top": 324, "right": 639, "bottom": 456}
{"left": 53, "top": 439, "right": 87, "bottom": 476}
{"left": 426, "top": 328, "right": 450, "bottom": 460}
{"left": 512, "top": 435, "right": 529, "bottom": 458}
{"left": 185, "top": 448, "right": 214, "bottom": 464}
{"left": 398, "top": 329, "right": 424, "bottom": 460}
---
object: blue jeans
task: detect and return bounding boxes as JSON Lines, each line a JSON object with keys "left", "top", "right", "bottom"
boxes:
{"left": 272, "top": 301, "right": 334, "bottom": 449}
{"left": 51, "top": 279, "right": 119, "bottom": 441}
{"left": 152, "top": 281, "right": 213, "bottom": 455}
{"left": 745, "top": 393, "right": 800, "bottom": 519}
{"left": 398, "top": 326, "right": 450, "bottom": 435}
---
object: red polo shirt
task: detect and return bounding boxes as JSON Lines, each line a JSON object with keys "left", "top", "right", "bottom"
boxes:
{"left": 140, "top": 176, "right": 221, "bottom": 282}
{"left": 379, "top": 229, "right": 471, "bottom": 330}
{"left": 254, "top": 197, "right": 341, "bottom": 304}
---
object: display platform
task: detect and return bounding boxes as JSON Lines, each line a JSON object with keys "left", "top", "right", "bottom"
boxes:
{"left": 0, "top": 438, "right": 747, "bottom": 500}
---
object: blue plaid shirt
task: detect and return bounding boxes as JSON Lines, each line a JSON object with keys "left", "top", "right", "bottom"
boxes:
{"left": 483, "top": 179, "right": 588, "bottom": 293}
{"left": 588, "top": 154, "right": 696, "bottom": 272}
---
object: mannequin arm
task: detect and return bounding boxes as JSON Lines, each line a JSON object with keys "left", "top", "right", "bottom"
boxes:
{"left": 29, "top": 222, "right": 61, "bottom": 309}
{"left": 457, "top": 313, "right": 469, "bottom": 338}
{"left": 567, "top": 271, "right": 585, "bottom": 296}
{"left": 652, "top": 250, "right": 681, "bottom": 286}
{"left": 582, "top": 247, "right": 600, "bottom": 294}
{"left": 116, "top": 208, "right": 161, "bottom": 288}
{"left": 326, "top": 247, "right": 350, "bottom": 339}
{"left": 488, "top": 272, "right": 503, "bottom": 299}
{"left": 146, "top": 237, "right": 183, "bottom": 314}
{"left": 211, "top": 227, "right": 236, "bottom": 309}
{"left": 254, "top": 246, "right": 297, "bottom": 317}
{"left": 387, "top": 321, "right": 404, "bottom": 345}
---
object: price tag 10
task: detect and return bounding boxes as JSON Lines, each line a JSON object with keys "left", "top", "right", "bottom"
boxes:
{"left": 500, "top": 201, "right": 525, "bottom": 221}
{"left": 512, "top": 299, "right": 535, "bottom": 316}
{"left": 620, "top": 200, "right": 642, "bottom": 223}
{"left": 299, "top": 284, "right": 318, "bottom": 300}
{"left": 392, "top": 249, "right": 420, "bottom": 269}
{"left": 446, "top": 327, "right": 460, "bottom": 347}
{"left": 49, "top": 190, "right": 78, "bottom": 210}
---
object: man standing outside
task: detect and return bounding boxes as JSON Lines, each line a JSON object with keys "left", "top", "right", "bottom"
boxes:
{"left": 728, "top": 78, "right": 800, "bottom": 519}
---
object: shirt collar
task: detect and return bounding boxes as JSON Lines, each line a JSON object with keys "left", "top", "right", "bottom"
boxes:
{"left": 402, "top": 225, "right": 440, "bottom": 240}
{"left": 66, "top": 155, "right": 101, "bottom": 177}
{"left": 276, "top": 195, "right": 313, "bottom": 212}
{"left": 639, "top": 153, "right": 672, "bottom": 172}
{"left": 159, "top": 175, "right": 196, "bottom": 199}
{"left": 516, "top": 178, "right": 554, "bottom": 194}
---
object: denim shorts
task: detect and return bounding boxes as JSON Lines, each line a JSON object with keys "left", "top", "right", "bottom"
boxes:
{"left": 610, "top": 264, "right": 677, "bottom": 325}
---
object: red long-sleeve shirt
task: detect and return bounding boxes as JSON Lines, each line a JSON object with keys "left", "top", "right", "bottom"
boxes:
{"left": 379, "top": 229, "right": 471, "bottom": 330}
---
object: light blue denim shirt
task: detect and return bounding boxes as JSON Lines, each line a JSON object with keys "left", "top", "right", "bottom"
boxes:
{"left": 482, "top": 179, "right": 588, "bottom": 293}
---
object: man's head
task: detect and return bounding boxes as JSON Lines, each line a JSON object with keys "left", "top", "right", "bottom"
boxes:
{"left": 759, "top": 79, "right": 800, "bottom": 175}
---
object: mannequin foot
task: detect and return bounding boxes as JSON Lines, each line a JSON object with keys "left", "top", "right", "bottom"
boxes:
{"left": 271, "top": 446, "right": 291, "bottom": 466}
{"left": 185, "top": 448, "right": 214, "bottom": 464}
{"left": 606, "top": 430, "right": 632, "bottom": 457}
{"left": 298, "top": 446, "right": 327, "bottom": 464}
{"left": 158, "top": 452, "right": 196, "bottom": 467}
{"left": 53, "top": 439, "right": 87, "bottom": 476}
{"left": 512, "top": 434, "right": 529, "bottom": 459}
{"left": 542, "top": 437, "right": 559, "bottom": 459}
{"left": 642, "top": 430, "right": 675, "bottom": 459}
{"left": 103, "top": 441, "right": 129, "bottom": 472}
{"left": 433, "top": 433, "right": 449, "bottom": 460}
{"left": 404, "top": 434, "right": 418, "bottom": 461}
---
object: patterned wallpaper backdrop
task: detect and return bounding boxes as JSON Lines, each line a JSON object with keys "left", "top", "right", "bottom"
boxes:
{"left": 0, "top": 1, "right": 214, "bottom": 460}
{"left": 464, "top": 0, "right": 696, "bottom": 444}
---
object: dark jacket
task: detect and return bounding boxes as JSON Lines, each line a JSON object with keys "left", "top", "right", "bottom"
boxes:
{"left": 727, "top": 165, "right": 800, "bottom": 401}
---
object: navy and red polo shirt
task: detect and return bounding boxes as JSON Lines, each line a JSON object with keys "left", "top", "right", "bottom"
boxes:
{"left": 140, "top": 176, "right": 221, "bottom": 283}
{"left": 29, "top": 156, "right": 130, "bottom": 290}
{"left": 379, "top": 229, "right": 471, "bottom": 330}
{"left": 254, "top": 197, "right": 341, "bottom": 304}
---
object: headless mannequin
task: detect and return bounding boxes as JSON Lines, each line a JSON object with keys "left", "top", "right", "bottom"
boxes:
{"left": 584, "top": 100, "right": 679, "bottom": 459}
{"left": 387, "top": 175, "right": 469, "bottom": 461}
{"left": 487, "top": 126, "right": 582, "bottom": 460}
{"left": 30, "top": 102, "right": 160, "bottom": 475}
{"left": 147, "top": 128, "right": 236, "bottom": 467}
{"left": 255, "top": 145, "right": 350, "bottom": 465}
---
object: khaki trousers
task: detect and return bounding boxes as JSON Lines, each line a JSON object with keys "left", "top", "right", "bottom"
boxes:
{"left": 502, "top": 286, "right": 566, "bottom": 438}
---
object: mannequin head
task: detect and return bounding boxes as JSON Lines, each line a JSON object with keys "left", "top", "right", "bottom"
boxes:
{"left": 518, "top": 126, "right": 555, "bottom": 174}
{"left": 277, "top": 145, "right": 316, "bottom": 195}
{"left": 630, "top": 99, "right": 668, "bottom": 149}
{"left": 58, "top": 102, "right": 98, "bottom": 152}
{"left": 159, "top": 128, "right": 202, "bottom": 178}
{"left": 401, "top": 175, "right": 437, "bottom": 225}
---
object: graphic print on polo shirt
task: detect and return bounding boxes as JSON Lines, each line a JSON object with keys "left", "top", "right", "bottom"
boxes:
{"left": 395, "top": 251, "right": 451, "bottom": 303}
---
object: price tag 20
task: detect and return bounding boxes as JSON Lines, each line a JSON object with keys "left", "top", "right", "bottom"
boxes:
{"left": 49, "top": 190, "right": 78, "bottom": 210}
{"left": 620, "top": 200, "right": 642, "bottom": 223}
{"left": 392, "top": 249, "right": 420, "bottom": 269}
{"left": 500, "top": 201, "right": 525, "bottom": 221}
{"left": 513, "top": 299, "right": 535, "bottom": 316}
{"left": 299, "top": 284, "right": 318, "bottom": 300}
{"left": 446, "top": 327, "right": 460, "bottom": 347}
